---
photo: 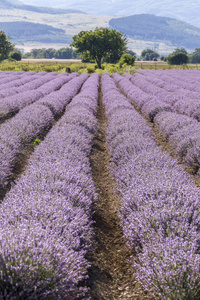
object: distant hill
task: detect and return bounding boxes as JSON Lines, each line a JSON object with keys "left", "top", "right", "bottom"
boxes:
{"left": 0, "top": 21, "right": 72, "bottom": 44}
{"left": 109, "top": 14, "right": 200, "bottom": 50}
{"left": 0, "top": 0, "right": 85, "bottom": 14}
{"left": 20, "top": 0, "right": 200, "bottom": 27}
{"left": 0, "top": 2, "right": 111, "bottom": 52}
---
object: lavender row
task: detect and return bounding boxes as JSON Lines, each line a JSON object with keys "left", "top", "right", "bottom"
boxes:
{"left": 0, "top": 73, "right": 77, "bottom": 120}
{"left": 0, "top": 72, "right": 57, "bottom": 99}
{"left": 0, "top": 71, "right": 38, "bottom": 85}
{"left": 129, "top": 71, "right": 200, "bottom": 120}
{"left": 154, "top": 111, "right": 200, "bottom": 171}
{"left": 0, "top": 73, "right": 99, "bottom": 299}
{"left": 138, "top": 69, "right": 200, "bottom": 93}
{"left": 102, "top": 73, "right": 200, "bottom": 299}
{"left": 113, "top": 72, "right": 173, "bottom": 121}
{"left": 137, "top": 70, "right": 200, "bottom": 103}
{"left": 115, "top": 73, "right": 200, "bottom": 170}
{"left": 0, "top": 73, "right": 88, "bottom": 189}
{"left": 36, "top": 72, "right": 85, "bottom": 116}
{"left": 0, "top": 73, "right": 49, "bottom": 103}
{"left": 0, "top": 72, "right": 46, "bottom": 95}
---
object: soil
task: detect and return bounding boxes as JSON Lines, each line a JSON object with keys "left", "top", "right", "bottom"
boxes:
{"left": 88, "top": 83, "right": 154, "bottom": 299}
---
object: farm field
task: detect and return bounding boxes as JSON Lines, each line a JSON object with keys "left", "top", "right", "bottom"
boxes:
{"left": 1, "top": 69, "right": 200, "bottom": 299}
{"left": 1, "top": 60, "right": 200, "bottom": 76}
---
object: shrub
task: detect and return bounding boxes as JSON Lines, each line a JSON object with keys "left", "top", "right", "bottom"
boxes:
{"left": 119, "top": 54, "right": 135, "bottom": 68}
{"left": 10, "top": 51, "right": 22, "bottom": 61}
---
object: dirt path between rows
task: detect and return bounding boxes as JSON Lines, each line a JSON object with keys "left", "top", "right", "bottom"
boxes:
{"left": 88, "top": 83, "right": 153, "bottom": 299}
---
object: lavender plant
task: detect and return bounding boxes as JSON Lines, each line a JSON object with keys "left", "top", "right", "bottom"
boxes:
{"left": 0, "top": 73, "right": 99, "bottom": 299}
{"left": 102, "top": 72, "right": 200, "bottom": 299}
{"left": 0, "top": 73, "right": 88, "bottom": 188}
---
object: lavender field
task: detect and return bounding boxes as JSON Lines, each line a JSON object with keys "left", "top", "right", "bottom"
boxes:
{"left": 0, "top": 70, "right": 200, "bottom": 299}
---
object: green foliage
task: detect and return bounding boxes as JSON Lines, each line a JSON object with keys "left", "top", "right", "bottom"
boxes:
{"left": 33, "top": 138, "right": 41, "bottom": 146}
{"left": 86, "top": 66, "right": 96, "bottom": 74}
{"left": 189, "top": 48, "right": 200, "bottom": 63}
{"left": 172, "top": 47, "right": 188, "bottom": 54}
{"left": 109, "top": 14, "right": 200, "bottom": 49}
{"left": 11, "top": 51, "right": 22, "bottom": 61}
{"left": 70, "top": 27, "right": 127, "bottom": 68}
{"left": 0, "top": 31, "right": 14, "bottom": 61}
{"left": 119, "top": 54, "right": 135, "bottom": 67}
{"left": 141, "top": 49, "right": 159, "bottom": 61}
{"left": 126, "top": 49, "right": 137, "bottom": 57}
{"left": 23, "top": 48, "right": 79, "bottom": 59}
{"left": 167, "top": 53, "right": 189, "bottom": 65}
{"left": 103, "top": 52, "right": 122, "bottom": 64}
{"left": 160, "top": 56, "right": 167, "bottom": 61}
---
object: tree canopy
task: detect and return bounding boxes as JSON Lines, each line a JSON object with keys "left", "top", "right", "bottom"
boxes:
{"left": 189, "top": 48, "right": 200, "bottom": 63}
{"left": 0, "top": 31, "right": 14, "bottom": 61}
{"left": 70, "top": 27, "right": 127, "bottom": 68}
{"left": 172, "top": 47, "right": 188, "bottom": 54}
{"left": 167, "top": 52, "right": 188, "bottom": 65}
{"left": 141, "top": 49, "right": 159, "bottom": 61}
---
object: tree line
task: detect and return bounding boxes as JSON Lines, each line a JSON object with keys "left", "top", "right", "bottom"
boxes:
{"left": 23, "top": 48, "right": 80, "bottom": 59}
{"left": 140, "top": 47, "right": 200, "bottom": 64}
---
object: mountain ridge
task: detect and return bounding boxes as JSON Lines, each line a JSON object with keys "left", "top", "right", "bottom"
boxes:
{"left": 18, "top": 0, "right": 200, "bottom": 27}
{"left": 0, "top": 0, "right": 85, "bottom": 14}
{"left": 109, "top": 14, "right": 200, "bottom": 49}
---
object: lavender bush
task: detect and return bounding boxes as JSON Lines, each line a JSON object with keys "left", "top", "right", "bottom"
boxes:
{"left": 113, "top": 72, "right": 173, "bottom": 121}
{"left": 102, "top": 72, "right": 200, "bottom": 299}
{"left": 129, "top": 70, "right": 200, "bottom": 120}
{"left": 0, "top": 73, "right": 99, "bottom": 299}
{"left": 0, "top": 73, "right": 88, "bottom": 188}
{"left": 114, "top": 72, "right": 200, "bottom": 170}
{"left": 36, "top": 73, "right": 87, "bottom": 116}
{"left": 0, "top": 73, "right": 80, "bottom": 120}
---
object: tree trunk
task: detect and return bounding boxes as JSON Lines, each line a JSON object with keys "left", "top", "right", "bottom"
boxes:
{"left": 96, "top": 57, "right": 102, "bottom": 69}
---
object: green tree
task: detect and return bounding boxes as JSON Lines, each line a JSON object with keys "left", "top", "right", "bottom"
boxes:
{"left": 167, "top": 52, "right": 188, "bottom": 65}
{"left": 126, "top": 49, "right": 137, "bottom": 57}
{"left": 119, "top": 53, "right": 135, "bottom": 67}
{"left": 11, "top": 51, "right": 22, "bottom": 61}
{"left": 70, "top": 27, "right": 127, "bottom": 68}
{"left": 172, "top": 47, "right": 188, "bottom": 54}
{"left": 141, "top": 49, "right": 159, "bottom": 61}
{"left": 0, "top": 31, "right": 14, "bottom": 61}
{"left": 189, "top": 48, "right": 200, "bottom": 63}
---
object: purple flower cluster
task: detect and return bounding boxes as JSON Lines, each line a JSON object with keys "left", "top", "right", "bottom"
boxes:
{"left": 0, "top": 72, "right": 58, "bottom": 100}
{"left": 154, "top": 111, "right": 200, "bottom": 169}
{"left": 130, "top": 70, "right": 200, "bottom": 120}
{"left": 0, "top": 73, "right": 43, "bottom": 98}
{"left": 0, "top": 73, "right": 99, "bottom": 299}
{"left": 113, "top": 72, "right": 200, "bottom": 170}
{"left": 102, "top": 73, "right": 200, "bottom": 299}
{"left": 36, "top": 73, "right": 87, "bottom": 116}
{"left": 0, "top": 73, "right": 79, "bottom": 120}
{"left": 0, "top": 73, "right": 88, "bottom": 188}
{"left": 113, "top": 72, "right": 173, "bottom": 121}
